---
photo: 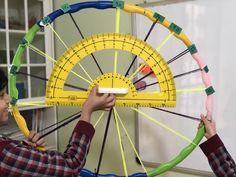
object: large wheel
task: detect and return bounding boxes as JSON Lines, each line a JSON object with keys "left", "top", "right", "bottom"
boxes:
{"left": 9, "top": 1, "right": 214, "bottom": 176}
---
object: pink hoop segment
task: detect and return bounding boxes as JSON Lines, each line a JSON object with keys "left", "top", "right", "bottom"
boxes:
{"left": 192, "top": 52, "right": 213, "bottom": 117}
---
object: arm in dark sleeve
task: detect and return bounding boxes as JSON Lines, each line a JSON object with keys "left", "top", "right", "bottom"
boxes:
{"left": 0, "top": 120, "right": 95, "bottom": 177}
{"left": 200, "top": 134, "right": 236, "bottom": 177}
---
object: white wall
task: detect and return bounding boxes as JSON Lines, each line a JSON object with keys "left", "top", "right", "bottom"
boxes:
{"left": 135, "top": 0, "right": 236, "bottom": 175}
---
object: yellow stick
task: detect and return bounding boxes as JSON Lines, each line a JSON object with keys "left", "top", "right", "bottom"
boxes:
{"left": 114, "top": 108, "right": 148, "bottom": 175}
{"left": 132, "top": 108, "right": 196, "bottom": 146}
{"left": 114, "top": 108, "right": 128, "bottom": 177}
{"left": 114, "top": 8, "right": 121, "bottom": 74}
{"left": 156, "top": 32, "right": 174, "bottom": 52}
{"left": 94, "top": 112, "right": 105, "bottom": 128}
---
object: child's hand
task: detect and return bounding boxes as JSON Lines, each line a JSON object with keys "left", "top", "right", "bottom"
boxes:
{"left": 81, "top": 86, "right": 116, "bottom": 122}
{"left": 199, "top": 114, "right": 216, "bottom": 139}
{"left": 24, "top": 131, "right": 46, "bottom": 148}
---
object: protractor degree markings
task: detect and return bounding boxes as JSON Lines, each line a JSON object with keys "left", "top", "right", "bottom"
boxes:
{"left": 134, "top": 48, "right": 192, "bottom": 86}
{"left": 121, "top": 35, "right": 128, "bottom": 50}
{"left": 137, "top": 81, "right": 158, "bottom": 91}
{"left": 71, "top": 37, "right": 158, "bottom": 70}
{"left": 58, "top": 34, "right": 171, "bottom": 95}
{"left": 50, "top": 96, "right": 85, "bottom": 99}
{"left": 120, "top": 40, "right": 170, "bottom": 94}
{"left": 114, "top": 98, "right": 173, "bottom": 101}
{"left": 125, "top": 20, "right": 158, "bottom": 76}
{"left": 74, "top": 34, "right": 146, "bottom": 54}
{"left": 75, "top": 34, "right": 146, "bottom": 54}
{"left": 54, "top": 50, "right": 92, "bottom": 86}
{"left": 16, "top": 71, "right": 87, "bottom": 92}
{"left": 145, "top": 51, "right": 157, "bottom": 62}
{"left": 149, "top": 54, "right": 171, "bottom": 92}
{"left": 133, "top": 60, "right": 172, "bottom": 94}
{"left": 117, "top": 40, "right": 167, "bottom": 80}
{"left": 52, "top": 62, "right": 86, "bottom": 97}
{"left": 136, "top": 68, "right": 202, "bottom": 91}
{"left": 91, "top": 36, "right": 98, "bottom": 51}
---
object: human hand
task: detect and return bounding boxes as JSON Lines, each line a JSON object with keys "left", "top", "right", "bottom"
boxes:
{"left": 24, "top": 131, "right": 46, "bottom": 148}
{"left": 199, "top": 114, "right": 216, "bottom": 139}
{"left": 81, "top": 86, "right": 116, "bottom": 122}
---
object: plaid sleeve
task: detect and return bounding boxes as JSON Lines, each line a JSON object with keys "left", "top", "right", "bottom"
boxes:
{"left": 200, "top": 134, "right": 236, "bottom": 177}
{"left": 0, "top": 120, "right": 95, "bottom": 177}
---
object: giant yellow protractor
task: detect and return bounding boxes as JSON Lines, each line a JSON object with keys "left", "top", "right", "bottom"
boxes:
{"left": 9, "top": 1, "right": 215, "bottom": 177}
{"left": 46, "top": 33, "right": 176, "bottom": 108}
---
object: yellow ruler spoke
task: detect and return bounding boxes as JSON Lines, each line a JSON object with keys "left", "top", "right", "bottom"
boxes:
{"left": 115, "top": 8, "right": 121, "bottom": 33}
{"left": 156, "top": 32, "right": 174, "bottom": 52}
{"left": 29, "top": 44, "right": 91, "bottom": 84}
{"left": 114, "top": 8, "right": 121, "bottom": 75}
{"left": 49, "top": 24, "right": 93, "bottom": 82}
{"left": 17, "top": 101, "right": 47, "bottom": 107}
{"left": 129, "top": 63, "right": 145, "bottom": 81}
{"left": 114, "top": 51, "right": 118, "bottom": 75}
{"left": 29, "top": 44, "right": 56, "bottom": 62}
{"left": 131, "top": 108, "right": 197, "bottom": 146}
{"left": 49, "top": 24, "right": 69, "bottom": 50}
{"left": 114, "top": 108, "right": 148, "bottom": 175}
{"left": 177, "top": 87, "right": 205, "bottom": 92}
{"left": 94, "top": 112, "right": 105, "bottom": 128}
{"left": 77, "top": 63, "right": 93, "bottom": 82}
{"left": 71, "top": 70, "right": 91, "bottom": 84}
{"left": 113, "top": 108, "right": 128, "bottom": 177}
